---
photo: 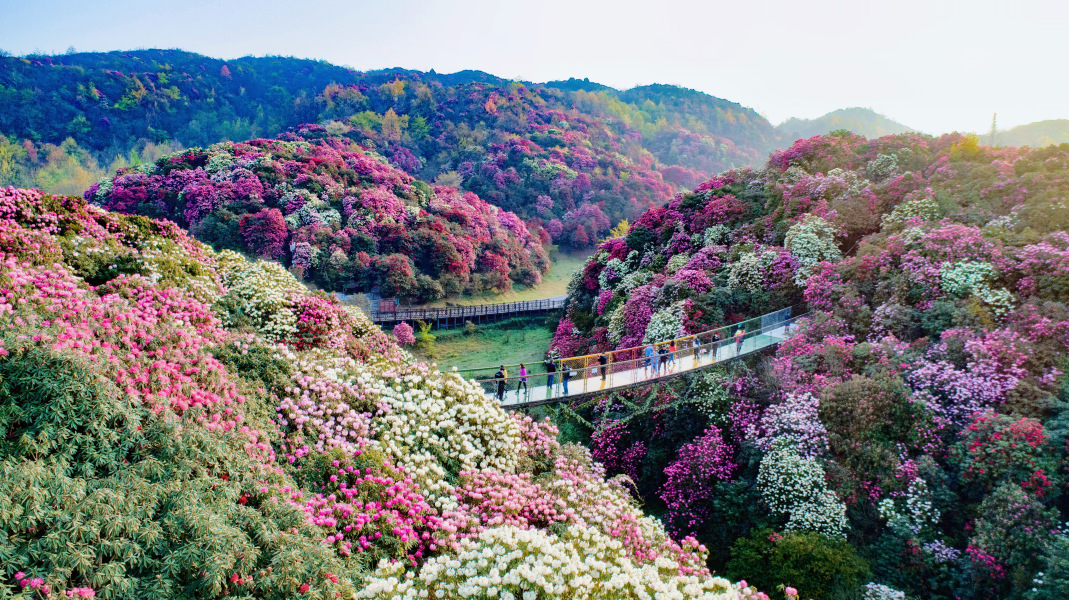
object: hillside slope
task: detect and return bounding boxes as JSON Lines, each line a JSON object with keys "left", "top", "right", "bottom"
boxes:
{"left": 997, "top": 119, "right": 1069, "bottom": 148}
{"left": 555, "top": 132, "right": 1069, "bottom": 600}
{"left": 776, "top": 108, "right": 914, "bottom": 142}
{"left": 0, "top": 49, "right": 779, "bottom": 247}
{"left": 0, "top": 186, "right": 772, "bottom": 599}
{"left": 84, "top": 130, "right": 549, "bottom": 301}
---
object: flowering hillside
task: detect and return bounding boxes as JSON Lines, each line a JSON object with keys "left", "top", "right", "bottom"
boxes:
{"left": 557, "top": 133, "right": 1069, "bottom": 599}
{"left": 1, "top": 50, "right": 777, "bottom": 248}
{"left": 84, "top": 134, "right": 549, "bottom": 301}
{"left": 0, "top": 186, "right": 787, "bottom": 599}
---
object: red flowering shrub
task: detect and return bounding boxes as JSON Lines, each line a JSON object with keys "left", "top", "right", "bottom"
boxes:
{"left": 957, "top": 412, "right": 1060, "bottom": 496}
{"left": 239, "top": 207, "right": 288, "bottom": 259}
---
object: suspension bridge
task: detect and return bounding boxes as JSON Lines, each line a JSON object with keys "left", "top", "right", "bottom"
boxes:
{"left": 459, "top": 305, "right": 807, "bottom": 408}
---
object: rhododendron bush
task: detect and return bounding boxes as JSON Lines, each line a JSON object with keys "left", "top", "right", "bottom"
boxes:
{"left": 555, "top": 133, "right": 1069, "bottom": 600}
{"left": 0, "top": 187, "right": 775, "bottom": 598}
{"left": 85, "top": 133, "right": 549, "bottom": 301}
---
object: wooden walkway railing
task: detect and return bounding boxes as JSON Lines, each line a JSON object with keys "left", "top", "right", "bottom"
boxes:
{"left": 370, "top": 296, "right": 567, "bottom": 328}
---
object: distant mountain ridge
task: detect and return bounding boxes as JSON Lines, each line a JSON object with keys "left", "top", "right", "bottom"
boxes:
{"left": 776, "top": 107, "right": 914, "bottom": 141}
{"left": 0, "top": 48, "right": 779, "bottom": 247}
{"left": 996, "top": 119, "right": 1069, "bottom": 148}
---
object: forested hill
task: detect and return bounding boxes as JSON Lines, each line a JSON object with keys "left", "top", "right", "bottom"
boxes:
{"left": 776, "top": 107, "right": 914, "bottom": 142}
{"left": 997, "top": 119, "right": 1069, "bottom": 148}
{"left": 0, "top": 49, "right": 777, "bottom": 238}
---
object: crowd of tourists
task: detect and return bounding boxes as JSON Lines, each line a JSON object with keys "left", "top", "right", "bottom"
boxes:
{"left": 491, "top": 326, "right": 750, "bottom": 401}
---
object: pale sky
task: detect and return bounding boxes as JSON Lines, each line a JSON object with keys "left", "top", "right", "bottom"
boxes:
{"left": 2, "top": 0, "right": 1066, "bottom": 134}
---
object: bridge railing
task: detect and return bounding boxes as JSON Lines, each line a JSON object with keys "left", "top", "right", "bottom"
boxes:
{"left": 458, "top": 304, "right": 802, "bottom": 381}
{"left": 371, "top": 297, "right": 567, "bottom": 324}
{"left": 473, "top": 309, "right": 808, "bottom": 405}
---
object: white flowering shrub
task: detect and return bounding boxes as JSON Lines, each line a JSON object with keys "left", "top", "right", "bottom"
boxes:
{"left": 940, "top": 260, "right": 997, "bottom": 297}
{"left": 204, "top": 149, "right": 236, "bottom": 173}
{"left": 881, "top": 193, "right": 940, "bottom": 228}
{"left": 644, "top": 301, "right": 687, "bottom": 344}
{"left": 691, "top": 371, "right": 731, "bottom": 417}
{"left": 372, "top": 365, "right": 522, "bottom": 510}
{"left": 758, "top": 439, "right": 848, "bottom": 538}
{"left": 865, "top": 154, "right": 899, "bottom": 181}
{"left": 877, "top": 478, "right": 940, "bottom": 538}
{"left": 939, "top": 260, "right": 1015, "bottom": 316}
{"left": 216, "top": 250, "right": 307, "bottom": 340}
{"left": 727, "top": 250, "right": 776, "bottom": 292}
{"left": 667, "top": 253, "right": 690, "bottom": 275}
{"left": 618, "top": 270, "right": 654, "bottom": 295}
{"left": 786, "top": 491, "right": 849, "bottom": 538}
{"left": 703, "top": 225, "right": 730, "bottom": 247}
{"left": 355, "top": 525, "right": 741, "bottom": 600}
{"left": 805, "top": 168, "right": 872, "bottom": 205}
{"left": 863, "top": 582, "right": 906, "bottom": 600}
{"left": 785, "top": 215, "right": 841, "bottom": 285}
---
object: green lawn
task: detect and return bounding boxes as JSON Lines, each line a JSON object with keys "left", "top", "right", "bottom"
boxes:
{"left": 411, "top": 319, "right": 554, "bottom": 373}
{"left": 420, "top": 252, "right": 591, "bottom": 307}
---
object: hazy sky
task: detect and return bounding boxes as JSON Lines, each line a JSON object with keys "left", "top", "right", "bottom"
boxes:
{"left": 2, "top": 0, "right": 1065, "bottom": 134}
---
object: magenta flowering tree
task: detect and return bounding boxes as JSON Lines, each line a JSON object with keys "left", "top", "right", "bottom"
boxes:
{"left": 660, "top": 426, "right": 736, "bottom": 537}
{"left": 239, "top": 207, "right": 288, "bottom": 259}
{"left": 550, "top": 317, "right": 583, "bottom": 358}
{"left": 392, "top": 322, "right": 415, "bottom": 345}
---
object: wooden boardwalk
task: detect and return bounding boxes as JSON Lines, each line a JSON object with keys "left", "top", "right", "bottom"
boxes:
{"left": 371, "top": 295, "right": 567, "bottom": 328}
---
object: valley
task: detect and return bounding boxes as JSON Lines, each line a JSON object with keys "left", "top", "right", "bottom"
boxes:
{"left": 1, "top": 35, "right": 1068, "bottom": 600}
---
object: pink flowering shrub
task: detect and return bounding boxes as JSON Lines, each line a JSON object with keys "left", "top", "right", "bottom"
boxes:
{"left": 392, "top": 321, "right": 415, "bottom": 345}
{"left": 549, "top": 316, "right": 583, "bottom": 357}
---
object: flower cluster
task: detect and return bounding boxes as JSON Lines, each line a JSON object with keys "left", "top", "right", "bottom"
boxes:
{"left": 757, "top": 439, "right": 848, "bottom": 538}
{"left": 354, "top": 525, "right": 739, "bottom": 600}
{"left": 754, "top": 392, "right": 830, "bottom": 460}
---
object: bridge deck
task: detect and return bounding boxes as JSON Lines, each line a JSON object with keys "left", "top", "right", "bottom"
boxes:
{"left": 468, "top": 315, "right": 802, "bottom": 408}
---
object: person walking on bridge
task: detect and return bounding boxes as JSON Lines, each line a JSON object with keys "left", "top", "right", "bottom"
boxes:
{"left": 544, "top": 356, "right": 557, "bottom": 396}
{"left": 517, "top": 363, "right": 528, "bottom": 397}
{"left": 734, "top": 327, "right": 745, "bottom": 356}
{"left": 667, "top": 341, "right": 677, "bottom": 373}
{"left": 643, "top": 344, "right": 654, "bottom": 378}
{"left": 494, "top": 366, "right": 506, "bottom": 401}
{"left": 562, "top": 366, "right": 573, "bottom": 395}
{"left": 598, "top": 352, "right": 609, "bottom": 387}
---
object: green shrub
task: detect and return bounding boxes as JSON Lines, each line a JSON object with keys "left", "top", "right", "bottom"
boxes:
{"left": 414, "top": 320, "right": 436, "bottom": 355}
{"left": 0, "top": 343, "right": 355, "bottom": 599}
{"left": 727, "top": 528, "right": 870, "bottom": 600}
